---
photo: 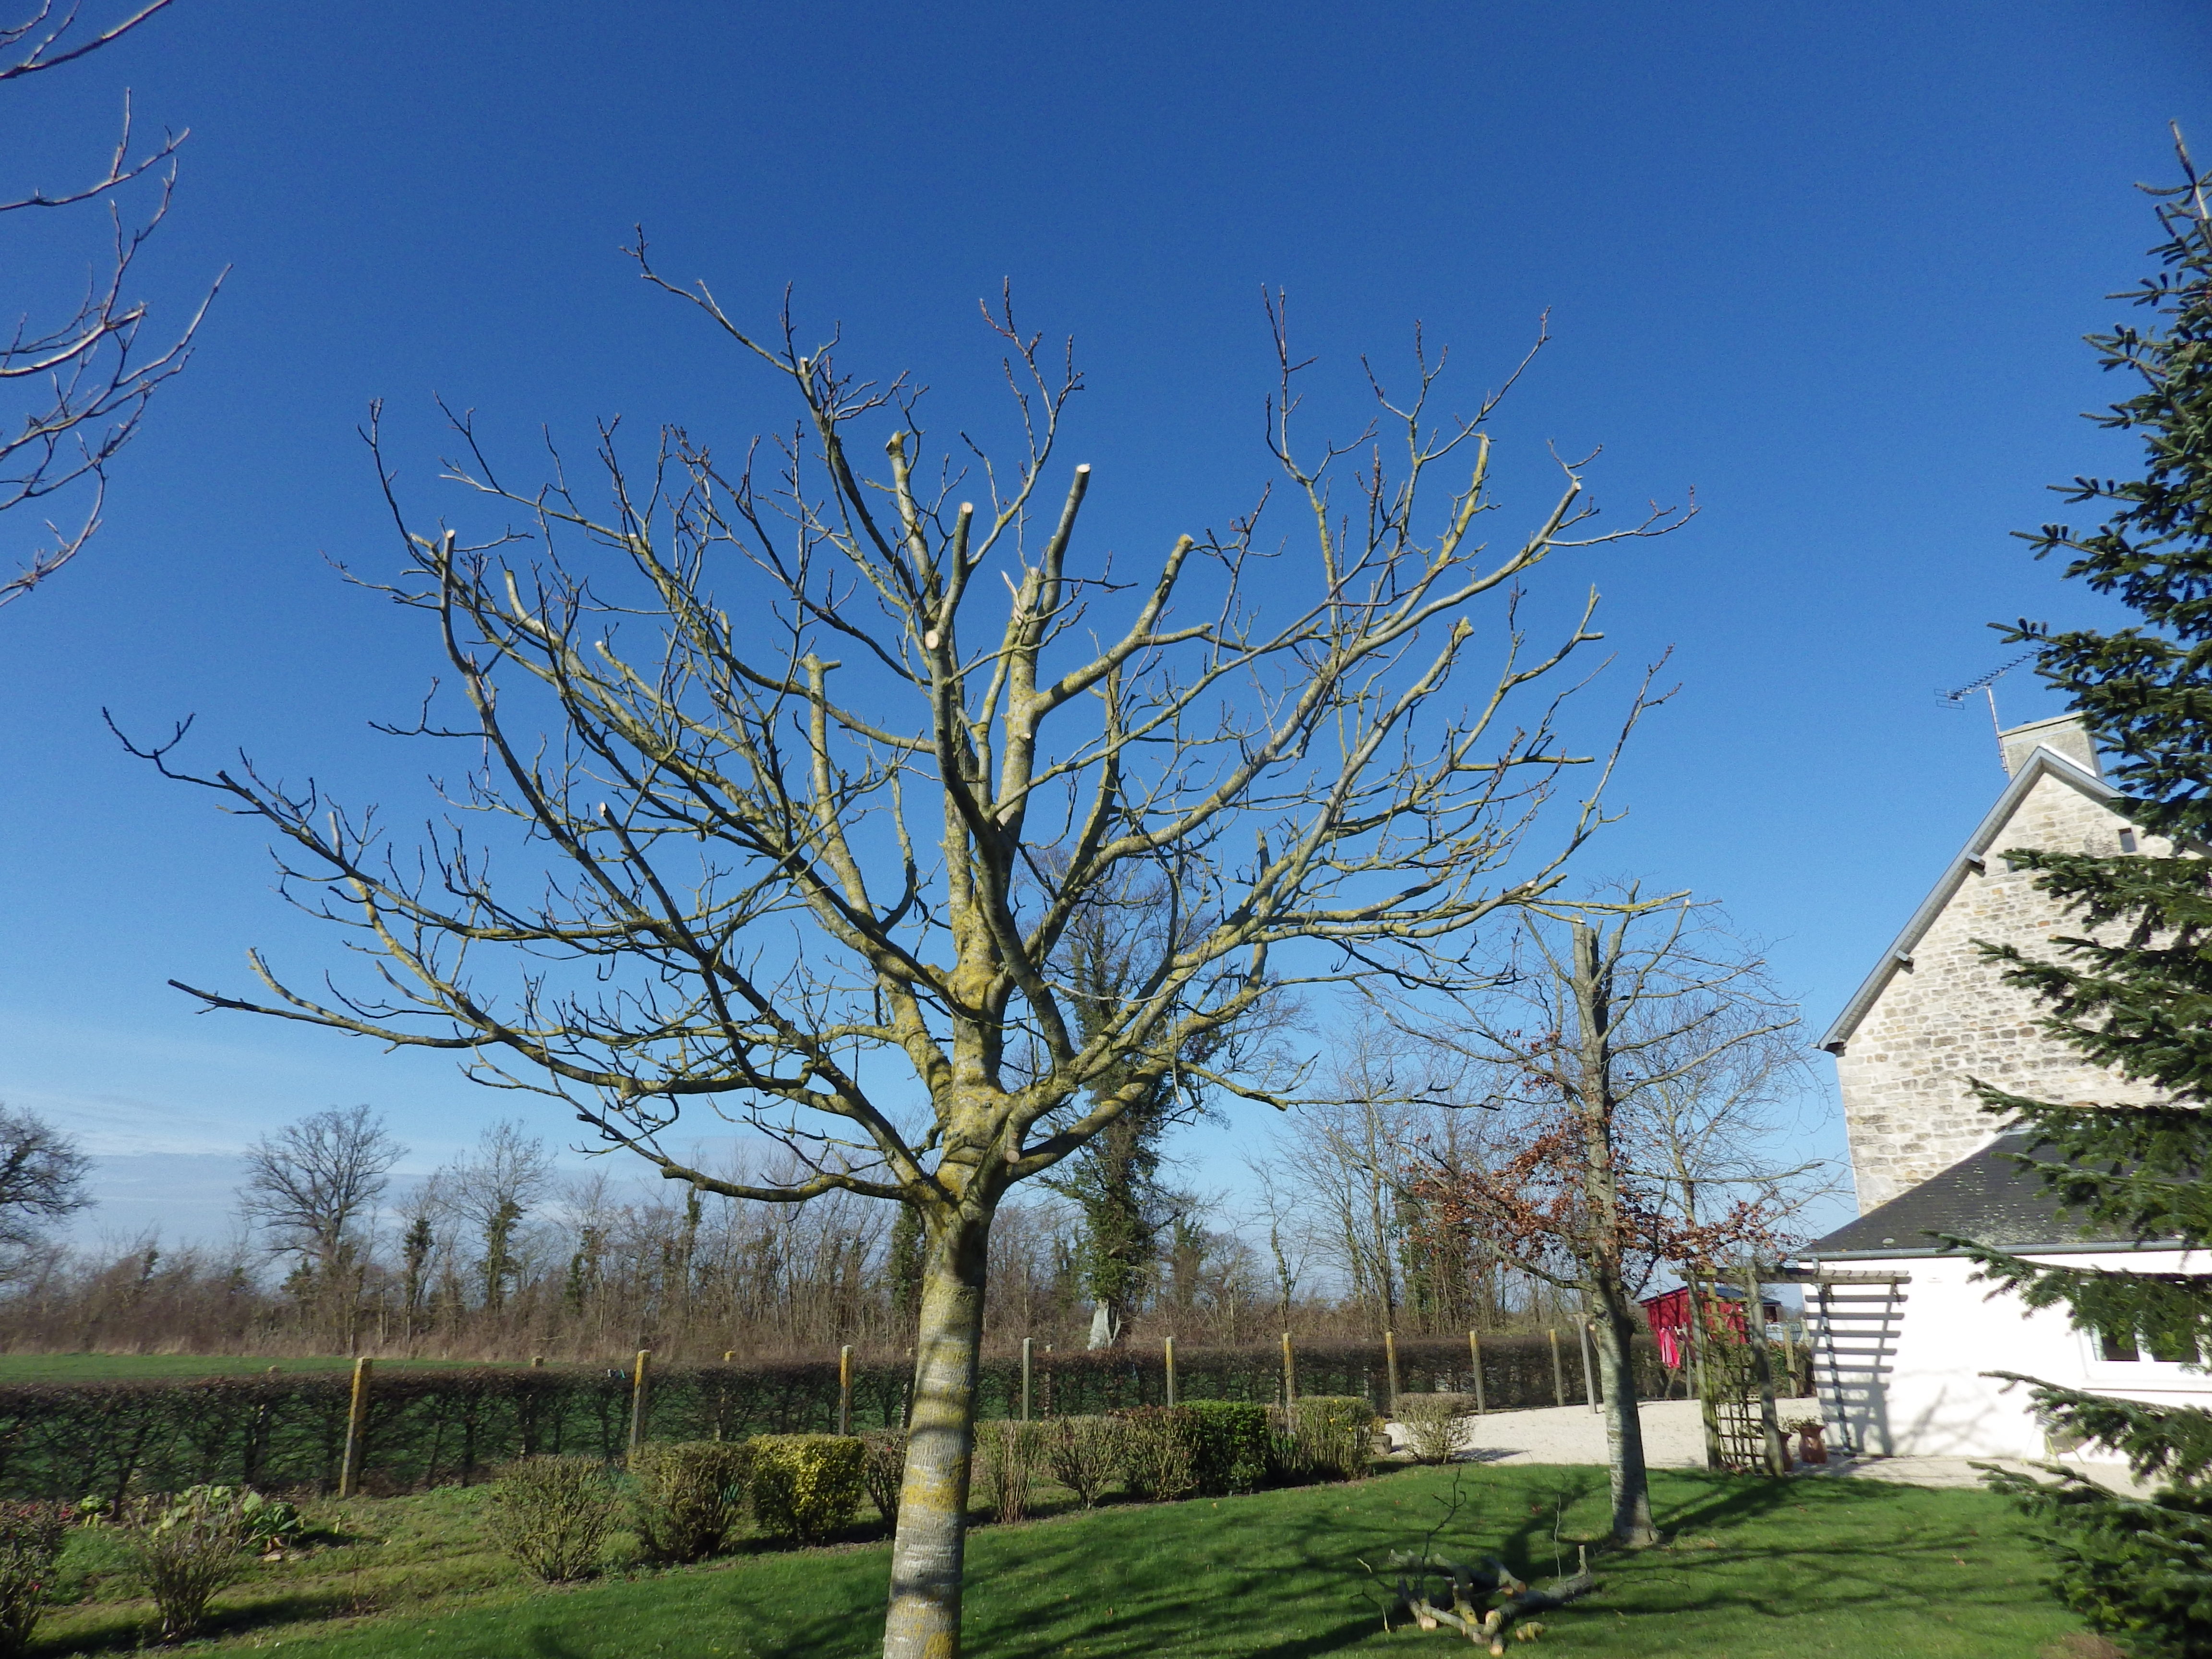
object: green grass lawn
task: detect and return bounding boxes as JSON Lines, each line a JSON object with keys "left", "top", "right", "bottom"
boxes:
{"left": 37, "top": 1462, "right": 2088, "bottom": 1659}
{"left": 0, "top": 1353, "right": 481, "bottom": 1383}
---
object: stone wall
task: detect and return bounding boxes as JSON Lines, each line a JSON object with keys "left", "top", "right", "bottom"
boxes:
{"left": 1835, "top": 762, "right": 2155, "bottom": 1212}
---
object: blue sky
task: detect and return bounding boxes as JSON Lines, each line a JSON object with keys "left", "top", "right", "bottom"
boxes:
{"left": 1, "top": 0, "right": 2207, "bottom": 1245}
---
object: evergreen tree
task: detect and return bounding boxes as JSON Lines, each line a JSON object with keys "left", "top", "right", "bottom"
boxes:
{"left": 1960, "top": 133, "right": 2212, "bottom": 1659}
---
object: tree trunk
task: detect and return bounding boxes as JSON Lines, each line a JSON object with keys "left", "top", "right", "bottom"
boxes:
{"left": 1591, "top": 1280, "right": 1656, "bottom": 1545}
{"left": 884, "top": 1211, "right": 990, "bottom": 1659}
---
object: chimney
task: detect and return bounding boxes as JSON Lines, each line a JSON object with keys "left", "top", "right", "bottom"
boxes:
{"left": 1998, "top": 713, "right": 2100, "bottom": 779}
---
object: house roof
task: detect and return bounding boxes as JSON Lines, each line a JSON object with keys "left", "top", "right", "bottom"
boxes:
{"left": 1817, "top": 744, "right": 2121, "bottom": 1053}
{"left": 1802, "top": 1132, "right": 2132, "bottom": 1258}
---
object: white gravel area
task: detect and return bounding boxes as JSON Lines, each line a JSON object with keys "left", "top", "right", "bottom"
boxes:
{"left": 1385, "top": 1397, "right": 2150, "bottom": 1493}
{"left": 1387, "top": 1397, "right": 1774, "bottom": 1469}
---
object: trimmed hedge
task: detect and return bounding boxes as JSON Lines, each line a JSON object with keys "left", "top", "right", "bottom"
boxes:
{"left": 0, "top": 1332, "right": 1706, "bottom": 1500}
{"left": 1185, "top": 1401, "right": 1270, "bottom": 1495}
{"left": 748, "top": 1434, "right": 864, "bottom": 1542}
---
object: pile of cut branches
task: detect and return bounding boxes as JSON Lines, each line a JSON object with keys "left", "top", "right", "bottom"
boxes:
{"left": 1372, "top": 1546, "right": 1596, "bottom": 1650}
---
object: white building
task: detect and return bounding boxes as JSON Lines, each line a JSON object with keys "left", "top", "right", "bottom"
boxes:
{"left": 1794, "top": 1134, "right": 2206, "bottom": 1462}
{"left": 1801, "top": 716, "right": 2212, "bottom": 1463}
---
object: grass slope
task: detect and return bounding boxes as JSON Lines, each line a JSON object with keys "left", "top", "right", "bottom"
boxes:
{"left": 0, "top": 1354, "right": 478, "bottom": 1383}
{"left": 42, "top": 1463, "right": 2082, "bottom": 1658}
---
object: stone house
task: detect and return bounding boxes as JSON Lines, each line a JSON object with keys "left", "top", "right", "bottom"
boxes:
{"left": 1797, "top": 714, "right": 2210, "bottom": 1463}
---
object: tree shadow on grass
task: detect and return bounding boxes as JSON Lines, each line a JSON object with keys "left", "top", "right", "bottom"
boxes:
{"left": 45, "top": 1590, "right": 382, "bottom": 1655}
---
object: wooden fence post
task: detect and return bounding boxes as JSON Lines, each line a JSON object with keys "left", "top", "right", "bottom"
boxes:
{"left": 628, "top": 1349, "right": 651, "bottom": 1459}
{"left": 838, "top": 1345, "right": 854, "bottom": 1435}
{"left": 1164, "top": 1336, "right": 1177, "bottom": 1407}
{"left": 1021, "top": 1337, "right": 1033, "bottom": 1422}
{"left": 1548, "top": 1328, "right": 1566, "bottom": 1408}
{"left": 1577, "top": 1320, "right": 1600, "bottom": 1413}
{"left": 1383, "top": 1329, "right": 1400, "bottom": 1414}
{"left": 1281, "top": 1331, "right": 1297, "bottom": 1406}
{"left": 337, "top": 1357, "right": 373, "bottom": 1498}
{"left": 1467, "top": 1331, "right": 1486, "bottom": 1416}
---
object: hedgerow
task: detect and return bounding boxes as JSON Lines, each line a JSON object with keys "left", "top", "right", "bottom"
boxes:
{"left": 0, "top": 1334, "right": 1672, "bottom": 1499}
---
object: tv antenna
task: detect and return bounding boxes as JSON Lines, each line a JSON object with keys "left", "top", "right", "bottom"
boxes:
{"left": 1936, "top": 650, "right": 2038, "bottom": 766}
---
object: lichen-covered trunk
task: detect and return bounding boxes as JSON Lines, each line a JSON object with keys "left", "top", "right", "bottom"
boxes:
{"left": 1568, "top": 919, "right": 1656, "bottom": 1548}
{"left": 1590, "top": 1279, "right": 1656, "bottom": 1545}
{"left": 883, "top": 1213, "right": 989, "bottom": 1659}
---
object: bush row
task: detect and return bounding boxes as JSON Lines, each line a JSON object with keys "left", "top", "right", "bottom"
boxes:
{"left": 500, "top": 1396, "right": 1382, "bottom": 1582}
{"left": 0, "top": 1332, "right": 1750, "bottom": 1500}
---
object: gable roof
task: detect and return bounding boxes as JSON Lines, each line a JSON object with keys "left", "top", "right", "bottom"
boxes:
{"left": 1817, "top": 744, "right": 2121, "bottom": 1053}
{"left": 1803, "top": 1132, "right": 2131, "bottom": 1258}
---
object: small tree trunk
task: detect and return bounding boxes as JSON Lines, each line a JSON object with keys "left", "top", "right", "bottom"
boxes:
{"left": 884, "top": 1211, "right": 990, "bottom": 1659}
{"left": 1591, "top": 1280, "right": 1656, "bottom": 1546}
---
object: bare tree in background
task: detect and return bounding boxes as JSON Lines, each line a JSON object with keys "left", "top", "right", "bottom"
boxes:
{"left": 1241, "top": 1153, "right": 1311, "bottom": 1326}
{"left": 0, "top": 0, "right": 220, "bottom": 609}
{"left": 0, "top": 1104, "right": 92, "bottom": 1252}
{"left": 237, "top": 1105, "right": 407, "bottom": 1289}
{"left": 1271, "top": 1020, "right": 1430, "bottom": 1334}
{"left": 129, "top": 272, "right": 1684, "bottom": 1657}
{"left": 441, "top": 1120, "right": 555, "bottom": 1313}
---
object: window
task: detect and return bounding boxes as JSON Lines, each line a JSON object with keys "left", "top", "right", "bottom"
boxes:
{"left": 2096, "top": 1325, "right": 2199, "bottom": 1364}
{"left": 2121, "top": 829, "right": 2139, "bottom": 854}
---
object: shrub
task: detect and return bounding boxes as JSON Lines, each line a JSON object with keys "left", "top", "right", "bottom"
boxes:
{"left": 238, "top": 1491, "right": 303, "bottom": 1555}
{"left": 628, "top": 1441, "right": 752, "bottom": 1563}
{"left": 1396, "top": 1392, "right": 1476, "bottom": 1465}
{"left": 1117, "top": 1407, "right": 1199, "bottom": 1503}
{"left": 485, "top": 1456, "right": 614, "bottom": 1582}
{"left": 0, "top": 1503, "right": 67, "bottom": 1657}
{"left": 124, "top": 1486, "right": 251, "bottom": 1642}
{"left": 1270, "top": 1396, "right": 1375, "bottom": 1483}
{"left": 1046, "top": 1416, "right": 1122, "bottom": 1508}
{"left": 749, "top": 1434, "right": 865, "bottom": 1543}
{"left": 859, "top": 1428, "right": 906, "bottom": 1527}
{"left": 1185, "top": 1400, "right": 1271, "bottom": 1494}
{"left": 976, "top": 1419, "right": 1047, "bottom": 1525}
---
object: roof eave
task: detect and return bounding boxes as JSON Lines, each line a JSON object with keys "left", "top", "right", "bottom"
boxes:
{"left": 1817, "top": 745, "right": 2119, "bottom": 1053}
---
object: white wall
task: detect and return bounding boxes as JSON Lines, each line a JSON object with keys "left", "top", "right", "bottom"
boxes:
{"left": 1820, "top": 1249, "right": 2212, "bottom": 1461}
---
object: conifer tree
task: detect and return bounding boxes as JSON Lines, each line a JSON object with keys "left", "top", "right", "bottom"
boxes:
{"left": 1960, "top": 133, "right": 2212, "bottom": 1659}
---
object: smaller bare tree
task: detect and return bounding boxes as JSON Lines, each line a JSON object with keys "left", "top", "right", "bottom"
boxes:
{"left": 1402, "top": 893, "right": 1798, "bottom": 1546}
{"left": 0, "top": 1104, "right": 92, "bottom": 1251}
{"left": 442, "top": 1120, "right": 555, "bottom": 1313}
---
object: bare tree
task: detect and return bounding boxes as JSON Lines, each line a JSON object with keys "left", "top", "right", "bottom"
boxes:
{"left": 0, "top": 0, "right": 220, "bottom": 609}
{"left": 1405, "top": 893, "right": 1796, "bottom": 1546}
{"left": 0, "top": 1104, "right": 92, "bottom": 1251}
{"left": 1270, "top": 1021, "right": 1430, "bottom": 1334}
{"left": 237, "top": 1105, "right": 406, "bottom": 1285}
{"left": 441, "top": 1120, "right": 554, "bottom": 1313}
{"left": 127, "top": 274, "right": 1683, "bottom": 1656}
{"left": 1241, "top": 1153, "right": 1312, "bottom": 1326}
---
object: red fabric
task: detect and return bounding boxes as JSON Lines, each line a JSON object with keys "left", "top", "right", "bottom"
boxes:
{"left": 1639, "top": 1286, "right": 1751, "bottom": 1369}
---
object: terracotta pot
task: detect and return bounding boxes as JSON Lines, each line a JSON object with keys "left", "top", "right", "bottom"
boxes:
{"left": 1796, "top": 1423, "right": 1828, "bottom": 1465}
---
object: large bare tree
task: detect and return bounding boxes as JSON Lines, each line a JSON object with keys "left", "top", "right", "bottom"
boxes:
{"left": 0, "top": 1104, "right": 92, "bottom": 1253}
{"left": 0, "top": 0, "right": 219, "bottom": 609}
{"left": 237, "top": 1104, "right": 406, "bottom": 1283}
{"left": 127, "top": 270, "right": 1683, "bottom": 1656}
